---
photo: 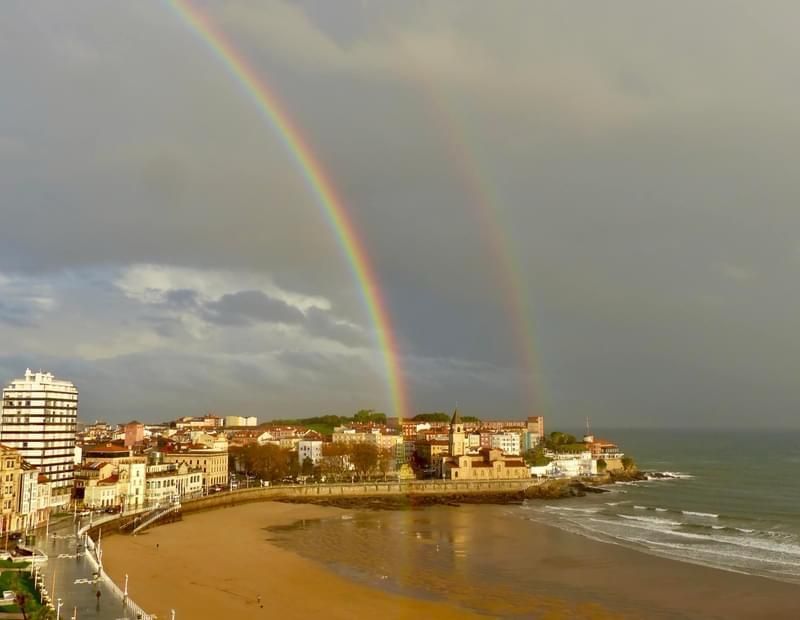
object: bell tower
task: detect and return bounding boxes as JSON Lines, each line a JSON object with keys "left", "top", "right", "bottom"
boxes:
{"left": 449, "top": 408, "right": 465, "bottom": 457}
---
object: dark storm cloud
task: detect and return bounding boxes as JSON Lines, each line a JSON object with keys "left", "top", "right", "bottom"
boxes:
{"left": 201, "top": 290, "right": 306, "bottom": 326}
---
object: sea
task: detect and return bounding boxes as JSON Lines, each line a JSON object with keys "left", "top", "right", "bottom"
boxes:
{"left": 267, "top": 429, "right": 800, "bottom": 616}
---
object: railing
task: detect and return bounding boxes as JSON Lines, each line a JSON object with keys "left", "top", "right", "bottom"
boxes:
{"left": 132, "top": 502, "right": 181, "bottom": 535}
{"left": 80, "top": 521, "right": 155, "bottom": 620}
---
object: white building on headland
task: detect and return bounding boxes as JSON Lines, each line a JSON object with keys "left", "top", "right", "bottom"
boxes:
{"left": 1, "top": 369, "right": 78, "bottom": 508}
{"left": 530, "top": 451, "right": 597, "bottom": 478}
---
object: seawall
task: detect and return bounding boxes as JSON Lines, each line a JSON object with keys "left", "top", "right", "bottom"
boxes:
{"left": 180, "top": 478, "right": 539, "bottom": 515}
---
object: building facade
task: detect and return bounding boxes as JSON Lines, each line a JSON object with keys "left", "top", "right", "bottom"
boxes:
{"left": 162, "top": 447, "right": 228, "bottom": 489}
{"left": 1, "top": 369, "right": 78, "bottom": 507}
{"left": 124, "top": 421, "right": 145, "bottom": 448}
{"left": 298, "top": 440, "right": 323, "bottom": 466}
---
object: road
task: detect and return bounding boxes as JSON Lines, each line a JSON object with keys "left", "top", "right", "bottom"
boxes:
{"left": 29, "top": 514, "right": 145, "bottom": 620}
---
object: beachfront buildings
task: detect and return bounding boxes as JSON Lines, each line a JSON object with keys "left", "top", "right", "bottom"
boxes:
{"left": 144, "top": 462, "right": 203, "bottom": 506}
{"left": 161, "top": 444, "right": 229, "bottom": 489}
{"left": 0, "top": 369, "right": 78, "bottom": 508}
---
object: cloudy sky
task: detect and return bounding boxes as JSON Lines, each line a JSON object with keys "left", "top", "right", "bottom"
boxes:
{"left": 2, "top": 1, "right": 799, "bottom": 428}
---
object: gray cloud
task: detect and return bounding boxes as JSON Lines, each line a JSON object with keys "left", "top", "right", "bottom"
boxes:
{"left": 202, "top": 290, "right": 305, "bottom": 326}
{"left": 1, "top": 2, "right": 799, "bottom": 427}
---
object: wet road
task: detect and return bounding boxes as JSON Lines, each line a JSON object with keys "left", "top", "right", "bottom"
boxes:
{"left": 31, "top": 515, "right": 144, "bottom": 620}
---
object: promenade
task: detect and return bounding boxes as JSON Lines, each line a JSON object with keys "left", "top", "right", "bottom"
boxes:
{"left": 29, "top": 515, "right": 144, "bottom": 620}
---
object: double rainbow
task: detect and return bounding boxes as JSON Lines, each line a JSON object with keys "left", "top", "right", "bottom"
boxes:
{"left": 167, "top": 1, "right": 408, "bottom": 421}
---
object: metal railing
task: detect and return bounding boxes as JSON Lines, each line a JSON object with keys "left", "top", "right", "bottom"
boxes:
{"left": 80, "top": 521, "right": 155, "bottom": 620}
{"left": 132, "top": 503, "right": 181, "bottom": 535}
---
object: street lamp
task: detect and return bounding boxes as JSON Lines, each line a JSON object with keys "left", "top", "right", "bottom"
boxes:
{"left": 124, "top": 573, "right": 128, "bottom": 598}
{"left": 56, "top": 597, "right": 63, "bottom": 620}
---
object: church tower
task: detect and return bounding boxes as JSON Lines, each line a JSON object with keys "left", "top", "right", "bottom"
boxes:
{"left": 449, "top": 408, "right": 465, "bottom": 457}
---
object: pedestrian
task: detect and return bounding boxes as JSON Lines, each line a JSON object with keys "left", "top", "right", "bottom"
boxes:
{"left": 156, "top": 543, "right": 159, "bottom": 550}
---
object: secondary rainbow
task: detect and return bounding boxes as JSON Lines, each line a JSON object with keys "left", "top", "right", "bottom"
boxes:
{"left": 421, "top": 85, "right": 545, "bottom": 413}
{"left": 167, "top": 0, "right": 409, "bottom": 420}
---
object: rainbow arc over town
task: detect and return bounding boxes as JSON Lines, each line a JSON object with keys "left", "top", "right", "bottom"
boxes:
{"left": 167, "top": 0, "right": 409, "bottom": 421}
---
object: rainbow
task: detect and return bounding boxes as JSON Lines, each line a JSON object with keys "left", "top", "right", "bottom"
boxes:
{"left": 422, "top": 87, "right": 545, "bottom": 414}
{"left": 167, "top": 0, "right": 408, "bottom": 420}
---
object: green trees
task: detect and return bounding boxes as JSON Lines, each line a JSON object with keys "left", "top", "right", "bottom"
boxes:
{"left": 353, "top": 409, "right": 387, "bottom": 424}
{"left": 621, "top": 456, "right": 636, "bottom": 471}
{"left": 412, "top": 413, "right": 450, "bottom": 422}
{"left": 546, "top": 431, "right": 578, "bottom": 448}
{"left": 231, "top": 444, "right": 297, "bottom": 482}
{"left": 524, "top": 446, "right": 552, "bottom": 467}
{"left": 349, "top": 443, "right": 379, "bottom": 479}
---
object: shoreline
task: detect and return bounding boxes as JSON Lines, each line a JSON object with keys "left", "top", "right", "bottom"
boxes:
{"left": 102, "top": 502, "right": 492, "bottom": 620}
{"left": 103, "top": 500, "right": 800, "bottom": 619}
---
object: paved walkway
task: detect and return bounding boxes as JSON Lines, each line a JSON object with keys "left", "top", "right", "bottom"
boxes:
{"left": 30, "top": 515, "right": 143, "bottom": 620}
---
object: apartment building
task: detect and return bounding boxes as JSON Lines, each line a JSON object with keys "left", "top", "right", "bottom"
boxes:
{"left": 1, "top": 369, "right": 78, "bottom": 507}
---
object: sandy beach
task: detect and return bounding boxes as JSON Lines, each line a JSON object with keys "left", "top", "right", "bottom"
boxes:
{"left": 103, "top": 502, "right": 493, "bottom": 620}
{"left": 103, "top": 501, "right": 800, "bottom": 619}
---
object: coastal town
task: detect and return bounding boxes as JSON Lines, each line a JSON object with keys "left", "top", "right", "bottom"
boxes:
{"left": 0, "top": 368, "right": 632, "bottom": 617}
{"left": 0, "top": 368, "right": 631, "bottom": 526}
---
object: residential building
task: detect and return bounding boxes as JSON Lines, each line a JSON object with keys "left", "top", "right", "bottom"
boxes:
{"left": 489, "top": 432, "right": 521, "bottom": 456}
{"left": 1, "top": 369, "right": 78, "bottom": 507}
{"left": 0, "top": 446, "right": 22, "bottom": 533}
{"left": 77, "top": 457, "right": 147, "bottom": 511}
{"left": 224, "top": 415, "right": 257, "bottom": 427}
{"left": 18, "top": 463, "right": 48, "bottom": 531}
{"left": 162, "top": 445, "right": 228, "bottom": 489}
{"left": 124, "top": 421, "right": 145, "bottom": 448}
{"left": 298, "top": 440, "right": 323, "bottom": 466}
{"left": 144, "top": 462, "right": 203, "bottom": 506}
{"left": 526, "top": 416, "right": 545, "bottom": 440}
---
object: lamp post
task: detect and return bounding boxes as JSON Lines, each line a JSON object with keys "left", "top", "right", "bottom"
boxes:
{"left": 124, "top": 574, "right": 128, "bottom": 598}
{"left": 56, "top": 597, "right": 63, "bottom": 620}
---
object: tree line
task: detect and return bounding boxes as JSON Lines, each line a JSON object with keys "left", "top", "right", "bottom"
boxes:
{"left": 230, "top": 441, "right": 398, "bottom": 483}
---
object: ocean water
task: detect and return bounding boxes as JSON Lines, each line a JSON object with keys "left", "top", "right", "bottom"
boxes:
{"left": 267, "top": 430, "right": 800, "bottom": 617}
{"left": 528, "top": 429, "right": 800, "bottom": 584}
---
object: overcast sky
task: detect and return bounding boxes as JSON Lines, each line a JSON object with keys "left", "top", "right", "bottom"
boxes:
{"left": 2, "top": 1, "right": 799, "bottom": 428}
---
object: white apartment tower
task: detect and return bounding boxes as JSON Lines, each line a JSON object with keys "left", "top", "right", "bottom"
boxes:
{"left": 1, "top": 369, "right": 78, "bottom": 507}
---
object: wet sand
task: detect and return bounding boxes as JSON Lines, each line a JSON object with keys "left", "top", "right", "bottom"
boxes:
{"left": 103, "top": 502, "right": 800, "bottom": 619}
{"left": 102, "top": 502, "right": 491, "bottom": 620}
